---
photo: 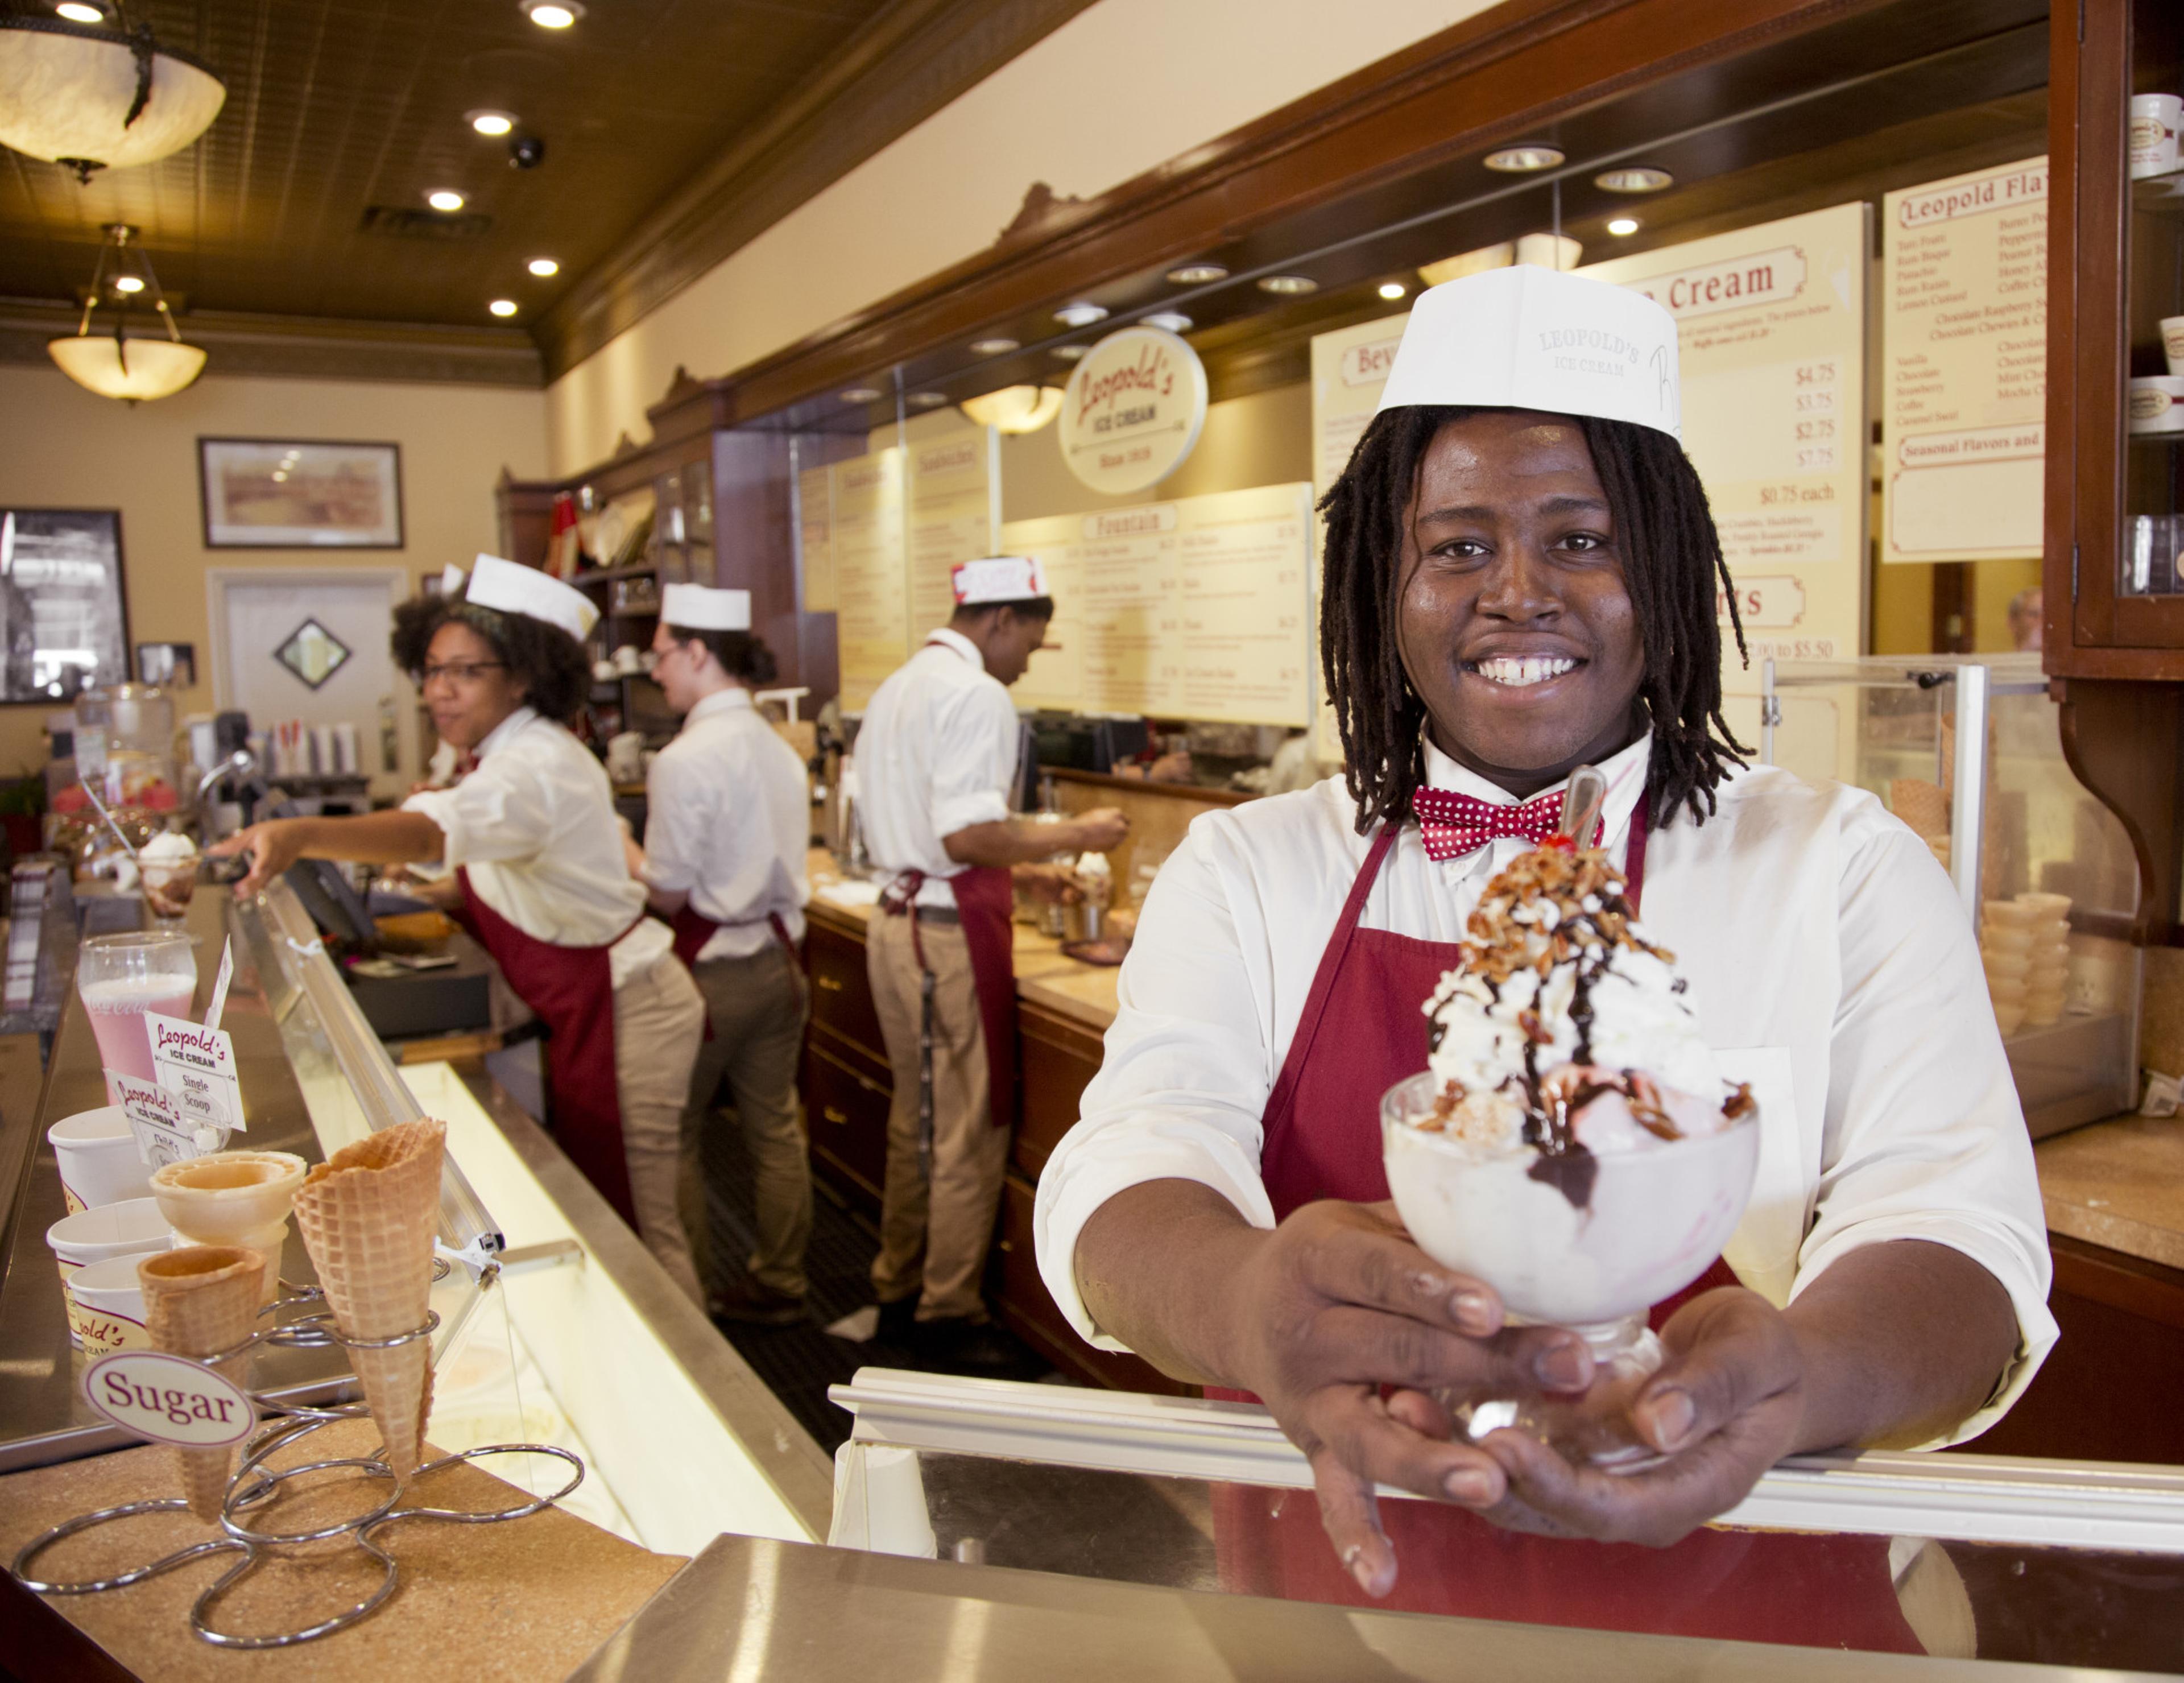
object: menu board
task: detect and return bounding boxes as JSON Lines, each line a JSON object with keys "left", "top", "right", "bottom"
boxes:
{"left": 830, "top": 449, "right": 906, "bottom": 712}
{"left": 906, "top": 425, "right": 1000, "bottom": 632}
{"left": 796, "top": 458, "right": 834, "bottom": 613}
{"left": 1582, "top": 202, "right": 1871, "bottom": 685}
{"left": 1880, "top": 157, "right": 2048, "bottom": 563}
{"left": 1007, "top": 483, "right": 1314, "bottom": 726}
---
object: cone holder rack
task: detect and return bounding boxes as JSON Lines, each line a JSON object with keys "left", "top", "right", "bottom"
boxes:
{"left": 10, "top": 1263, "right": 585, "bottom": 1650}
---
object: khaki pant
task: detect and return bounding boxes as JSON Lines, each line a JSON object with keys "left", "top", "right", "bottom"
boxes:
{"left": 614, "top": 954, "right": 707, "bottom": 1305}
{"left": 685, "top": 940, "right": 812, "bottom": 1297}
{"left": 867, "top": 911, "right": 1010, "bottom": 1321}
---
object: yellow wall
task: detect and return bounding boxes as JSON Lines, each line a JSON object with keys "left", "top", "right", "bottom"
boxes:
{"left": 544, "top": 0, "right": 1502, "bottom": 473}
{"left": 0, "top": 364, "right": 547, "bottom": 778}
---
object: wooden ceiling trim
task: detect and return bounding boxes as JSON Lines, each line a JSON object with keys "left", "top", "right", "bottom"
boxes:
{"left": 533, "top": 0, "right": 1101, "bottom": 383}
{"left": 0, "top": 299, "right": 543, "bottom": 388}
{"left": 694, "top": 0, "right": 1896, "bottom": 429}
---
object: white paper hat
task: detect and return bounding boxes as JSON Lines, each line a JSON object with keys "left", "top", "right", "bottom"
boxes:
{"left": 951, "top": 555, "right": 1049, "bottom": 607}
{"left": 660, "top": 582, "right": 751, "bottom": 631}
{"left": 439, "top": 563, "right": 467, "bottom": 594}
{"left": 1375, "top": 265, "right": 1681, "bottom": 439}
{"left": 462, "top": 552, "right": 599, "bottom": 642}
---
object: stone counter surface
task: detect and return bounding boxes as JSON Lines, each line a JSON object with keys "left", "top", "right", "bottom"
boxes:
{"left": 2034, "top": 1114, "right": 2184, "bottom": 1272}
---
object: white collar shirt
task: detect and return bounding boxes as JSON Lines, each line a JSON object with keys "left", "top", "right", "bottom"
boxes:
{"left": 1033, "top": 735, "right": 2055, "bottom": 1447}
{"left": 642, "top": 688, "right": 810, "bottom": 961}
{"left": 403, "top": 707, "right": 669, "bottom": 989}
{"left": 854, "top": 627, "right": 1023, "bottom": 909}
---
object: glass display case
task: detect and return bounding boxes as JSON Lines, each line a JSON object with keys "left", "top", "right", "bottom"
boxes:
{"left": 0, "top": 882, "right": 831, "bottom": 1558}
{"left": 1760, "top": 654, "right": 2141, "bottom": 1138}
{"left": 2119, "top": 0, "right": 2183, "bottom": 598}
{"left": 827, "top": 1367, "right": 2184, "bottom": 1673}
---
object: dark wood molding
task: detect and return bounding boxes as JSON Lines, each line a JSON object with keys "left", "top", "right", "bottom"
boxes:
{"left": 533, "top": 0, "right": 1101, "bottom": 383}
{"left": 2054, "top": 677, "right": 2184, "bottom": 942}
{"left": 0, "top": 298, "right": 542, "bottom": 388}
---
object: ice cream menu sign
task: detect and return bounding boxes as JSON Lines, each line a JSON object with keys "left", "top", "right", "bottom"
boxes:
{"left": 828, "top": 448, "right": 907, "bottom": 712}
{"left": 1582, "top": 202, "right": 1871, "bottom": 681}
{"left": 1007, "top": 482, "right": 1314, "bottom": 727}
{"left": 905, "top": 425, "right": 1000, "bottom": 634}
{"left": 1881, "top": 157, "right": 2047, "bottom": 563}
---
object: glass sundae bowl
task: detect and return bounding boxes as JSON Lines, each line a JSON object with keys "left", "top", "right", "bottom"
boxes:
{"left": 1381, "top": 1069, "right": 1760, "bottom": 1470}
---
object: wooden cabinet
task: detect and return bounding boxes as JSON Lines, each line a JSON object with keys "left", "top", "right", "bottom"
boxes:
{"left": 1016, "top": 1002, "right": 1102, "bottom": 1181}
{"left": 803, "top": 1035, "right": 890, "bottom": 1219}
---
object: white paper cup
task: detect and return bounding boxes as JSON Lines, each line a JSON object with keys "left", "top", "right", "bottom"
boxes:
{"left": 2164, "top": 316, "right": 2184, "bottom": 379}
{"left": 48, "top": 1106, "right": 152, "bottom": 1214}
{"left": 2130, "top": 377, "right": 2184, "bottom": 435}
{"left": 2131, "top": 93, "right": 2182, "bottom": 179}
{"left": 48, "top": 1196, "right": 173, "bottom": 1281}
{"left": 66, "top": 1254, "right": 155, "bottom": 1355}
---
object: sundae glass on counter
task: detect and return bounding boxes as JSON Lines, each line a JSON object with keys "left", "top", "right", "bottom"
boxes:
{"left": 138, "top": 829, "right": 201, "bottom": 924}
{"left": 1381, "top": 776, "right": 1758, "bottom": 1469}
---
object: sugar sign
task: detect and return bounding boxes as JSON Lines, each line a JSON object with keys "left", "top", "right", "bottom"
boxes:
{"left": 84, "top": 1350, "right": 255, "bottom": 1448}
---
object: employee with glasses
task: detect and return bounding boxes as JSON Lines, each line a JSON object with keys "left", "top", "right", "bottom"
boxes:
{"left": 213, "top": 554, "right": 708, "bottom": 1302}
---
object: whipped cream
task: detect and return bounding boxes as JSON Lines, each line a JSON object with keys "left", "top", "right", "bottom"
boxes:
{"left": 140, "top": 830, "right": 199, "bottom": 866}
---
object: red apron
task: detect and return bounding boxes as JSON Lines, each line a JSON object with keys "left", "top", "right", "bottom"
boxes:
{"left": 667, "top": 905, "right": 798, "bottom": 972}
{"left": 1211, "top": 797, "right": 1922, "bottom": 1653}
{"left": 879, "top": 867, "right": 1017, "bottom": 1129}
{"left": 452, "top": 867, "right": 640, "bottom": 1227}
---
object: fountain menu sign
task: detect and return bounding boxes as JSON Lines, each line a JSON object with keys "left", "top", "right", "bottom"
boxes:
{"left": 1880, "top": 156, "right": 2048, "bottom": 563}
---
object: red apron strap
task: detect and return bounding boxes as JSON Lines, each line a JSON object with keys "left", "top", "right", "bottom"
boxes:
{"left": 1624, "top": 788, "right": 1652, "bottom": 914}
{"left": 1260, "top": 823, "right": 1401, "bottom": 1143}
{"left": 948, "top": 865, "right": 1019, "bottom": 1129}
{"left": 668, "top": 902, "right": 718, "bottom": 971}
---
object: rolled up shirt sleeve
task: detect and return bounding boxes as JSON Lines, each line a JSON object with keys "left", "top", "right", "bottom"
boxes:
{"left": 402, "top": 754, "right": 552, "bottom": 870}
{"left": 1035, "top": 817, "right": 1283, "bottom": 1351}
{"left": 1794, "top": 815, "right": 2058, "bottom": 1446}
{"left": 929, "top": 685, "right": 1017, "bottom": 842}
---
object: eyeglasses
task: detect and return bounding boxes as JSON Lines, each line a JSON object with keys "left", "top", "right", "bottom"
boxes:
{"left": 419, "top": 660, "right": 508, "bottom": 686}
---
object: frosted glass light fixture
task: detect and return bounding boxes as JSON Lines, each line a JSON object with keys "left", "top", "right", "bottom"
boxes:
{"left": 46, "top": 223, "right": 206, "bottom": 403}
{"left": 0, "top": 11, "right": 226, "bottom": 181}
{"left": 959, "top": 386, "right": 1064, "bottom": 435}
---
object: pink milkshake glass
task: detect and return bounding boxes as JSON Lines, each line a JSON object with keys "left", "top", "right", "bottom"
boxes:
{"left": 77, "top": 930, "right": 198, "bottom": 1103}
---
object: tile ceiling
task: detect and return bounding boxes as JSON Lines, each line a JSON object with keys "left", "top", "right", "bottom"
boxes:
{"left": 0, "top": 0, "right": 896, "bottom": 328}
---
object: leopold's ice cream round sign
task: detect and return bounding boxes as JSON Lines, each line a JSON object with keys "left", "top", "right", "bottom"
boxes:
{"left": 1059, "top": 325, "right": 1209, "bottom": 495}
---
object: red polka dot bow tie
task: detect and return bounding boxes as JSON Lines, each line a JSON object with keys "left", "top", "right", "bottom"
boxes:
{"left": 1411, "top": 787, "right": 1600, "bottom": 862}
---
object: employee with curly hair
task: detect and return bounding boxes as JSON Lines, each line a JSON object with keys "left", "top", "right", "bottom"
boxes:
{"left": 213, "top": 555, "right": 707, "bottom": 1301}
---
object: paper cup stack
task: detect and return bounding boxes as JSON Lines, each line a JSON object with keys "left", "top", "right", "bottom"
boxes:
{"left": 292, "top": 1119, "right": 446, "bottom": 1481}
{"left": 139, "top": 1245, "right": 267, "bottom": 1520}
{"left": 1982, "top": 893, "right": 2072, "bottom": 1035}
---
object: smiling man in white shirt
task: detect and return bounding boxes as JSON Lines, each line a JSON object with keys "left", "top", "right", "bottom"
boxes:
{"left": 1036, "top": 267, "right": 2053, "bottom": 1637}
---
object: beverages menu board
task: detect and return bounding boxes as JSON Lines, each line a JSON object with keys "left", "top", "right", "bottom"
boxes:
{"left": 905, "top": 426, "right": 1000, "bottom": 634}
{"left": 830, "top": 448, "right": 907, "bottom": 712}
{"left": 1581, "top": 202, "right": 1871, "bottom": 685}
{"left": 1881, "top": 157, "right": 2048, "bottom": 563}
{"left": 1007, "top": 482, "right": 1315, "bottom": 726}
{"left": 796, "top": 458, "right": 835, "bottom": 613}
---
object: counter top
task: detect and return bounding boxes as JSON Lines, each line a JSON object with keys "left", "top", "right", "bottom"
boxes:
{"left": 2035, "top": 1114, "right": 2184, "bottom": 1272}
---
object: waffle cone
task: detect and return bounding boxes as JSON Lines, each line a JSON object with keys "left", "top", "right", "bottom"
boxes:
{"left": 1889, "top": 778, "right": 1950, "bottom": 840}
{"left": 292, "top": 1120, "right": 445, "bottom": 1480}
{"left": 139, "top": 1245, "right": 266, "bottom": 1521}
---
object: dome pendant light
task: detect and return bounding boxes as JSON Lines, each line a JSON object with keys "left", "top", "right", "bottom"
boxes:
{"left": 0, "top": 11, "right": 226, "bottom": 183}
{"left": 47, "top": 224, "right": 206, "bottom": 403}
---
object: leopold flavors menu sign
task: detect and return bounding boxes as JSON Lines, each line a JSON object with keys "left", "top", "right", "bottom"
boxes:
{"left": 1058, "top": 326, "right": 1210, "bottom": 495}
{"left": 1881, "top": 156, "right": 2048, "bottom": 563}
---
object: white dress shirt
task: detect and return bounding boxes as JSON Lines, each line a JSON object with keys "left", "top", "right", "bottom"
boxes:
{"left": 642, "top": 687, "right": 810, "bottom": 961}
{"left": 404, "top": 707, "right": 671, "bottom": 989}
{"left": 854, "top": 627, "right": 1022, "bottom": 909}
{"left": 1035, "top": 734, "right": 2057, "bottom": 1446}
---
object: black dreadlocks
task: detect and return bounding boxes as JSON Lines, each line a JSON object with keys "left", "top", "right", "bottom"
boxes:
{"left": 1318, "top": 405, "right": 1748, "bottom": 837}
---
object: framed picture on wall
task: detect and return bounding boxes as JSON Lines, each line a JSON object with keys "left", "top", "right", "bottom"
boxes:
{"left": 0, "top": 508, "right": 130, "bottom": 703}
{"left": 198, "top": 438, "right": 404, "bottom": 549}
{"left": 135, "top": 642, "right": 196, "bottom": 687}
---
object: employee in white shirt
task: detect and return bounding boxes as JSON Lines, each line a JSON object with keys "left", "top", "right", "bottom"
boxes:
{"left": 628, "top": 582, "right": 814, "bottom": 1326}
{"left": 857, "top": 556, "right": 1127, "bottom": 1373}
{"left": 216, "top": 555, "right": 708, "bottom": 1304}
{"left": 1036, "top": 267, "right": 2053, "bottom": 1637}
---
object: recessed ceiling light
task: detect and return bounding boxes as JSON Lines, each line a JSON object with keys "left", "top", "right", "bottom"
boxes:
{"left": 1165, "top": 262, "right": 1228, "bottom": 284}
{"left": 1606, "top": 216, "right": 1640, "bottom": 237}
{"left": 489, "top": 299, "right": 518, "bottom": 317}
{"left": 527, "top": 257, "right": 559, "bottom": 276}
{"left": 427, "top": 189, "right": 465, "bottom": 212}
{"left": 520, "top": 0, "right": 582, "bottom": 27}
{"left": 1257, "top": 275, "right": 1318, "bottom": 295}
{"left": 1595, "top": 167, "right": 1674, "bottom": 193}
{"left": 1484, "top": 144, "right": 1565, "bottom": 173}
{"left": 969, "top": 337, "right": 1019, "bottom": 355}
{"left": 54, "top": 2, "right": 108, "bottom": 22}
{"left": 1052, "top": 345, "right": 1089, "bottom": 361}
{"left": 111, "top": 274, "right": 144, "bottom": 293}
{"left": 468, "top": 110, "right": 517, "bottom": 138}
{"left": 1053, "top": 301, "right": 1108, "bottom": 328}
{"left": 1142, "top": 311, "right": 1192, "bottom": 333}
{"left": 839, "top": 387, "right": 882, "bottom": 403}
{"left": 1378, "top": 281, "right": 1407, "bottom": 300}
{"left": 907, "top": 391, "right": 949, "bottom": 408}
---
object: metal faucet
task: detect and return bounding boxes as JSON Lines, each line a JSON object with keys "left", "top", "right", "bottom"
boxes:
{"left": 196, "top": 749, "right": 257, "bottom": 828}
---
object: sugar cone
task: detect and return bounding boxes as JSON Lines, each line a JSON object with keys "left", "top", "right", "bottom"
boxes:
{"left": 1889, "top": 778, "right": 1950, "bottom": 840}
{"left": 138, "top": 1245, "right": 266, "bottom": 1522}
{"left": 292, "top": 1119, "right": 445, "bottom": 1480}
